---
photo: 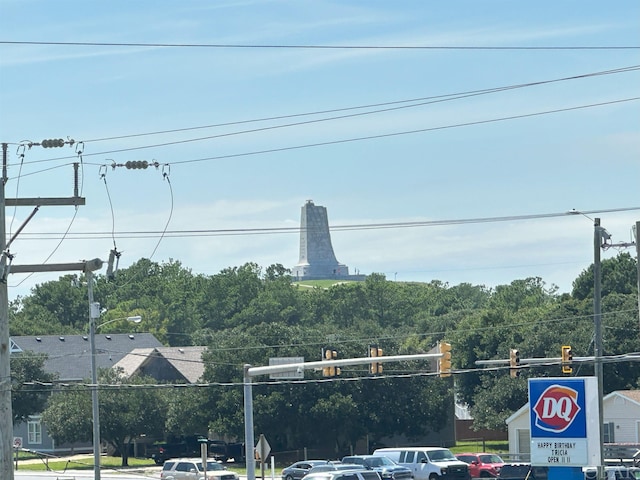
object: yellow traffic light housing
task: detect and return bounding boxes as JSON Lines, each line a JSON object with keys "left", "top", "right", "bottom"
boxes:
{"left": 369, "top": 345, "right": 383, "bottom": 375}
{"left": 439, "top": 342, "right": 452, "bottom": 378}
{"left": 322, "top": 347, "right": 340, "bottom": 377}
{"left": 509, "top": 349, "right": 520, "bottom": 378}
{"left": 561, "top": 345, "right": 573, "bottom": 374}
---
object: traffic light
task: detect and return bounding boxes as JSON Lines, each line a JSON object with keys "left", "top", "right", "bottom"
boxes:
{"left": 41, "top": 138, "right": 66, "bottom": 148}
{"left": 369, "top": 345, "right": 383, "bottom": 375}
{"left": 561, "top": 345, "right": 573, "bottom": 374}
{"left": 322, "top": 347, "right": 340, "bottom": 377}
{"left": 439, "top": 341, "right": 452, "bottom": 378}
{"left": 509, "top": 348, "right": 521, "bottom": 378}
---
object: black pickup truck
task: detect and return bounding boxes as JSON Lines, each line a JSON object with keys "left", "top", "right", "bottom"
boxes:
{"left": 147, "top": 435, "right": 205, "bottom": 465}
{"left": 147, "top": 436, "right": 245, "bottom": 465}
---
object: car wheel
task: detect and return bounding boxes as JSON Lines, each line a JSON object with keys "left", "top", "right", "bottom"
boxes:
{"left": 428, "top": 475, "right": 439, "bottom": 480}
{"left": 480, "top": 473, "right": 492, "bottom": 478}
{"left": 286, "top": 475, "right": 294, "bottom": 480}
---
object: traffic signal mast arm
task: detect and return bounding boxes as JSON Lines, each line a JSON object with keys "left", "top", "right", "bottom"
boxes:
{"left": 246, "top": 352, "right": 442, "bottom": 378}
{"left": 475, "top": 355, "right": 592, "bottom": 367}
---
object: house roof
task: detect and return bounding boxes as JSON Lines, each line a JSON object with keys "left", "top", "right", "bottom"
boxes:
{"left": 114, "top": 346, "right": 207, "bottom": 383}
{"left": 603, "top": 389, "right": 640, "bottom": 407}
{"left": 155, "top": 346, "right": 206, "bottom": 383}
{"left": 10, "top": 334, "right": 163, "bottom": 381}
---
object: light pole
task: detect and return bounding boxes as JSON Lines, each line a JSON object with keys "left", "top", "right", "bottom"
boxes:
{"left": 87, "top": 280, "right": 141, "bottom": 480}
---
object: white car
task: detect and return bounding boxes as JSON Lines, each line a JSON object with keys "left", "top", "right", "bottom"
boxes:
{"left": 160, "top": 457, "right": 240, "bottom": 480}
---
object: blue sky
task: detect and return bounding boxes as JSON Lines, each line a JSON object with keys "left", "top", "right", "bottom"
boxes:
{"left": 0, "top": 0, "right": 638, "bottom": 301}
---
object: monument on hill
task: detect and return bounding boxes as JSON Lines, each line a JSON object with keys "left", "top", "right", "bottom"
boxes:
{"left": 292, "top": 200, "right": 364, "bottom": 281}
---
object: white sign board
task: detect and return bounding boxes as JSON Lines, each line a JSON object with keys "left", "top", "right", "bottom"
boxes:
{"left": 13, "top": 437, "right": 22, "bottom": 449}
{"left": 269, "top": 357, "right": 304, "bottom": 379}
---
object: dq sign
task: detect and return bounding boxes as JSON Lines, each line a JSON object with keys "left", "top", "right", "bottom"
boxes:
{"left": 532, "top": 384, "right": 583, "bottom": 434}
{"left": 528, "top": 378, "right": 600, "bottom": 467}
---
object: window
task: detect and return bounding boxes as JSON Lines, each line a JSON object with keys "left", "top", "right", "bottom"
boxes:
{"left": 27, "top": 418, "right": 42, "bottom": 445}
{"left": 404, "top": 451, "right": 414, "bottom": 463}
{"left": 415, "top": 452, "right": 426, "bottom": 463}
{"left": 603, "top": 422, "right": 615, "bottom": 443}
{"left": 176, "top": 462, "right": 193, "bottom": 472}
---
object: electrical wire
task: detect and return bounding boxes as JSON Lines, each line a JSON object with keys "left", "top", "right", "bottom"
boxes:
{"left": 76, "top": 65, "right": 640, "bottom": 144}
{"left": 7, "top": 66, "right": 640, "bottom": 166}
{"left": 1, "top": 40, "right": 639, "bottom": 50}
{"left": 10, "top": 206, "right": 640, "bottom": 240}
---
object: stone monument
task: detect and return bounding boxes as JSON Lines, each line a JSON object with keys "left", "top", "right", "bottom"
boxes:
{"left": 292, "top": 200, "right": 354, "bottom": 280}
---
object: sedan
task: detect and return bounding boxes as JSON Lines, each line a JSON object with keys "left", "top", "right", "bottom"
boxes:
{"left": 282, "top": 461, "right": 332, "bottom": 480}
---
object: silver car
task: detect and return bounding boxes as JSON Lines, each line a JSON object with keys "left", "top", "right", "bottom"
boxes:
{"left": 282, "top": 460, "right": 333, "bottom": 480}
{"left": 160, "top": 458, "right": 240, "bottom": 480}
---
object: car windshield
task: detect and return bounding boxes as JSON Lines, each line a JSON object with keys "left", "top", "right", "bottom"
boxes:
{"left": 366, "top": 457, "right": 395, "bottom": 467}
{"left": 479, "top": 454, "right": 503, "bottom": 463}
{"left": 427, "top": 450, "right": 456, "bottom": 461}
{"left": 196, "top": 461, "right": 224, "bottom": 471}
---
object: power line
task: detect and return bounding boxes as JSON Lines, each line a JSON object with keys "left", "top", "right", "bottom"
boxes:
{"left": 8, "top": 66, "right": 640, "bottom": 167}
{"left": 1, "top": 40, "right": 638, "bottom": 50}
{"left": 9, "top": 206, "right": 640, "bottom": 240}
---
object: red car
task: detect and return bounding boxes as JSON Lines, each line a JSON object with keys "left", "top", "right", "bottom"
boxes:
{"left": 455, "top": 453, "right": 504, "bottom": 478}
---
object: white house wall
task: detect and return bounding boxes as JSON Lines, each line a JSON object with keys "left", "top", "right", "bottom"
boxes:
{"left": 605, "top": 394, "right": 640, "bottom": 443}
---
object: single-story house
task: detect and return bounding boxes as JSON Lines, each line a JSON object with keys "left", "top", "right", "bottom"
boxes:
{"left": 10, "top": 333, "right": 163, "bottom": 454}
{"left": 506, "top": 390, "right": 640, "bottom": 461}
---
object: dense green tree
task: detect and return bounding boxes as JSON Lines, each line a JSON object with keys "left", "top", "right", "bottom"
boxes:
{"left": 10, "top": 274, "right": 89, "bottom": 334}
{"left": 14, "top": 252, "right": 640, "bottom": 453}
{"left": 43, "top": 369, "right": 167, "bottom": 466}
{"left": 572, "top": 252, "right": 638, "bottom": 300}
{"left": 10, "top": 353, "right": 56, "bottom": 424}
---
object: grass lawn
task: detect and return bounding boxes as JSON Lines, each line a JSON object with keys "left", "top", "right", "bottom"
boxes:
{"left": 16, "top": 455, "right": 156, "bottom": 471}
{"left": 451, "top": 440, "right": 509, "bottom": 454}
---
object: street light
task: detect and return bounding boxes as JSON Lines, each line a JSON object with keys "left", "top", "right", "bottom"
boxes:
{"left": 88, "top": 302, "right": 142, "bottom": 480}
{"left": 97, "top": 315, "right": 142, "bottom": 330}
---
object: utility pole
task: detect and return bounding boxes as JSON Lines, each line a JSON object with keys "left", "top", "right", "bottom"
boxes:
{"left": 0, "top": 143, "right": 12, "bottom": 480}
{"left": 0, "top": 142, "right": 87, "bottom": 480}
{"left": 593, "top": 218, "right": 605, "bottom": 480}
{"left": 636, "top": 221, "right": 640, "bottom": 327}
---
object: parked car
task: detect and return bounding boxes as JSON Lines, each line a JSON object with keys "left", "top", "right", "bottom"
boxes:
{"left": 160, "top": 457, "right": 240, "bottom": 480}
{"left": 307, "top": 464, "right": 368, "bottom": 475}
{"left": 282, "top": 461, "right": 333, "bottom": 480}
{"left": 373, "top": 447, "right": 470, "bottom": 480}
{"left": 303, "top": 470, "right": 382, "bottom": 480}
{"left": 341, "top": 455, "right": 413, "bottom": 480}
{"left": 455, "top": 453, "right": 504, "bottom": 478}
{"left": 497, "top": 463, "right": 548, "bottom": 480}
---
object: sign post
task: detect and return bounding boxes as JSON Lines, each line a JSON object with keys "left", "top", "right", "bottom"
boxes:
{"left": 255, "top": 434, "right": 271, "bottom": 480}
{"left": 529, "top": 377, "right": 600, "bottom": 480}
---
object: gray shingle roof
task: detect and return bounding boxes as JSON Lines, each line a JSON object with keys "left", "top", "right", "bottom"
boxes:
{"left": 113, "top": 346, "right": 206, "bottom": 383}
{"left": 10, "top": 334, "right": 163, "bottom": 381}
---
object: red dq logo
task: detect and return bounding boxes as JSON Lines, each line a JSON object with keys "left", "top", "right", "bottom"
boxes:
{"left": 532, "top": 385, "right": 581, "bottom": 433}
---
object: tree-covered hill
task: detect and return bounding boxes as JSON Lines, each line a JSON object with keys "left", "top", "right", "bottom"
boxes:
{"left": 9, "top": 253, "right": 640, "bottom": 456}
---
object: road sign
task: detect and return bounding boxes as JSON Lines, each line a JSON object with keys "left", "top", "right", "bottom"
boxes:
{"left": 269, "top": 357, "right": 304, "bottom": 379}
{"left": 13, "top": 437, "right": 22, "bottom": 449}
{"left": 255, "top": 434, "right": 271, "bottom": 460}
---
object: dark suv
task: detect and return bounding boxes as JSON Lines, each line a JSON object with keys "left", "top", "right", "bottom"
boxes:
{"left": 341, "top": 455, "right": 413, "bottom": 480}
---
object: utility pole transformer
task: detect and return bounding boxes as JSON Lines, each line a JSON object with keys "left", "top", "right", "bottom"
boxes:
{"left": 0, "top": 142, "right": 87, "bottom": 480}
